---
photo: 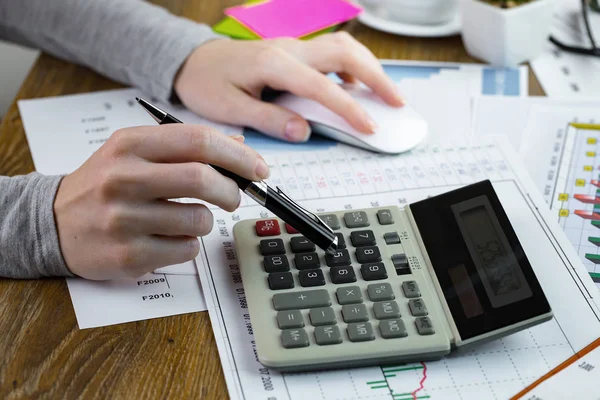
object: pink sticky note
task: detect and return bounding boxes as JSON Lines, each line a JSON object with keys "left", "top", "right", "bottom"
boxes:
{"left": 224, "top": 0, "right": 363, "bottom": 39}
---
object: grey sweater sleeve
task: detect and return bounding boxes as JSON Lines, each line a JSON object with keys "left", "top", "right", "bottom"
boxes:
{"left": 0, "top": 0, "right": 225, "bottom": 278}
{"left": 0, "top": 174, "right": 72, "bottom": 278}
{"left": 0, "top": 0, "right": 224, "bottom": 102}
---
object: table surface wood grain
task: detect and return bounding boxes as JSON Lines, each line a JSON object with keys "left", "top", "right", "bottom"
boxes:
{"left": 0, "top": 1, "right": 544, "bottom": 398}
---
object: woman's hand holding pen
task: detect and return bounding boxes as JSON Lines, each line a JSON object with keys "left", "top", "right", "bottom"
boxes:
{"left": 173, "top": 33, "right": 404, "bottom": 143}
{"left": 53, "top": 125, "right": 269, "bottom": 280}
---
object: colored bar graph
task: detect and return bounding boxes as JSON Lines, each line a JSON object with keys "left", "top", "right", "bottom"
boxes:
{"left": 585, "top": 254, "right": 600, "bottom": 264}
{"left": 575, "top": 210, "right": 600, "bottom": 220}
{"left": 591, "top": 180, "right": 600, "bottom": 188}
{"left": 570, "top": 123, "right": 600, "bottom": 131}
{"left": 592, "top": 220, "right": 600, "bottom": 229}
{"left": 574, "top": 194, "right": 600, "bottom": 204}
{"left": 589, "top": 237, "right": 600, "bottom": 246}
{"left": 590, "top": 272, "right": 600, "bottom": 283}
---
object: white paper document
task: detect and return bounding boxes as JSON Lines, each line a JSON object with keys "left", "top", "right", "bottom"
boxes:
{"left": 194, "top": 137, "right": 600, "bottom": 400}
{"left": 67, "top": 272, "right": 205, "bottom": 329}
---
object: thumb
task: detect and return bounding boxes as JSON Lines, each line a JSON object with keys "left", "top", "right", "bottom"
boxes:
{"left": 229, "top": 93, "right": 312, "bottom": 143}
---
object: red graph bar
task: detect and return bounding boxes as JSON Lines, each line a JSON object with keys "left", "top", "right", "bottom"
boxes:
{"left": 591, "top": 180, "right": 600, "bottom": 188}
{"left": 574, "top": 210, "right": 600, "bottom": 220}
{"left": 574, "top": 194, "right": 600, "bottom": 204}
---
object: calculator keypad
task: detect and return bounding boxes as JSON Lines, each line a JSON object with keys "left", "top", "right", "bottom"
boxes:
{"left": 242, "top": 207, "right": 444, "bottom": 361}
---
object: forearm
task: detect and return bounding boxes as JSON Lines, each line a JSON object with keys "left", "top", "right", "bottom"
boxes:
{"left": 0, "top": 174, "right": 72, "bottom": 279}
{"left": 0, "top": 0, "right": 224, "bottom": 102}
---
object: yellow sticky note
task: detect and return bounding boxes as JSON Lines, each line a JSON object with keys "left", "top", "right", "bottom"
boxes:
{"left": 588, "top": 138, "right": 598, "bottom": 145}
{"left": 585, "top": 165, "right": 594, "bottom": 171}
{"left": 558, "top": 193, "right": 569, "bottom": 201}
{"left": 576, "top": 179, "right": 586, "bottom": 186}
{"left": 586, "top": 151, "right": 597, "bottom": 157}
{"left": 559, "top": 209, "right": 569, "bottom": 217}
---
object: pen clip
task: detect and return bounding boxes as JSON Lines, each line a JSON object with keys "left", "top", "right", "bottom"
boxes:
{"left": 275, "top": 187, "right": 333, "bottom": 234}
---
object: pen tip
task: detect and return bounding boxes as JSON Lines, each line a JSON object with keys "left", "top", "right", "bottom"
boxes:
{"left": 135, "top": 97, "right": 140, "bottom": 102}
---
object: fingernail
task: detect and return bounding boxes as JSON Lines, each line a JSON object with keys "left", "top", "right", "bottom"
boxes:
{"left": 364, "top": 113, "right": 378, "bottom": 133}
{"left": 231, "top": 135, "right": 245, "bottom": 142}
{"left": 255, "top": 158, "right": 270, "bottom": 179}
{"left": 284, "top": 118, "right": 310, "bottom": 142}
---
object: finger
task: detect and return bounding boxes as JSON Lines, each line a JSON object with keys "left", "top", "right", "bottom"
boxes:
{"left": 256, "top": 47, "right": 376, "bottom": 133}
{"left": 303, "top": 33, "right": 404, "bottom": 107}
{"left": 219, "top": 90, "right": 311, "bottom": 142}
{"left": 134, "top": 201, "right": 214, "bottom": 237}
{"left": 337, "top": 72, "right": 358, "bottom": 84}
{"left": 133, "top": 162, "right": 241, "bottom": 211}
{"left": 112, "top": 124, "right": 270, "bottom": 181}
{"left": 117, "top": 236, "right": 200, "bottom": 278}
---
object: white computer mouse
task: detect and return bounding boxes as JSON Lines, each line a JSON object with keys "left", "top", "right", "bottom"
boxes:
{"left": 272, "top": 84, "right": 428, "bottom": 154}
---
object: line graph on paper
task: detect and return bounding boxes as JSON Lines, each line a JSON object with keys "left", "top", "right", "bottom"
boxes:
{"left": 196, "top": 140, "right": 585, "bottom": 400}
{"left": 551, "top": 123, "right": 600, "bottom": 286}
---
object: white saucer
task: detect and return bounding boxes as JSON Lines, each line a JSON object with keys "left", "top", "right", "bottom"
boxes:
{"left": 357, "top": 9, "right": 461, "bottom": 37}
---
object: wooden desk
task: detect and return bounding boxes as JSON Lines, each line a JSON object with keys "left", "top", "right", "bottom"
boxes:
{"left": 0, "top": 1, "right": 545, "bottom": 397}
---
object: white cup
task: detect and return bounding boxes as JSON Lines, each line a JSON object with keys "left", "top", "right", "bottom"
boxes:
{"left": 357, "top": 0, "right": 459, "bottom": 25}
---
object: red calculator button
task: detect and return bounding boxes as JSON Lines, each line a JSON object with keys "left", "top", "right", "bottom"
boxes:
{"left": 285, "top": 223, "right": 299, "bottom": 234}
{"left": 256, "top": 219, "right": 281, "bottom": 236}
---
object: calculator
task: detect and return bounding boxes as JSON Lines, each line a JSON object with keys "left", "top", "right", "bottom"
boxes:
{"left": 233, "top": 180, "right": 553, "bottom": 372}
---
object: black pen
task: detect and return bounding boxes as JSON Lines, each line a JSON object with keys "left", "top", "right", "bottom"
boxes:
{"left": 136, "top": 97, "right": 338, "bottom": 254}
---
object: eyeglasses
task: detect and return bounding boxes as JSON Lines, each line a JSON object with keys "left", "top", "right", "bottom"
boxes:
{"left": 549, "top": 0, "right": 600, "bottom": 57}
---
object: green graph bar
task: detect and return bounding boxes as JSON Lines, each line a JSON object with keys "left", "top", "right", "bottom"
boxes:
{"left": 366, "top": 380, "right": 386, "bottom": 385}
{"left": 590, "top": 272, "right": 600, "bottom": 282}
{"left": 589, "top": 237, "right": 600, "bottom": 246}
{"left": 594, "top": 204, "right": 600, "bottom": 213}
{"left": 393, "top": 395, "right": 430, "bottom": 400}
{"left": 585, "top": 254, "right": 600, "bottom": 264}
{"left": 384, "top": 373, "right": 396, "bottom": 378}
{"left": 370, "top": 385, "right": 388, "bottom": 389}
{"left": 382, "top": 366, "right": 424, "bottom": 373}
{"left": 592, "top": 220, "right": 600, "bottom": 229}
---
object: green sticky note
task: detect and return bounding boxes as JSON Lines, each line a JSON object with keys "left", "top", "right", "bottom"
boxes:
{"left": 213, "top": 0, "right": 338, "bottom": 40}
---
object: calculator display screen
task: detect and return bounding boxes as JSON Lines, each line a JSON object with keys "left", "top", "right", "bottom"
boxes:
{"left": 409, "top": 180, "right": 550, "bottom": 341}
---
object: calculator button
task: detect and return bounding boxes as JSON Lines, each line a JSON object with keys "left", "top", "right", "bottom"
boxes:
{"left": 392, "top": 253, "right": 411, "bottom": 275}
{"left": 277, "top": 310, "right": 304, "bottom": 329}
{"left": 409, "top": 298, "right": 428, "bottom": 316}
{"left": 299, "top": 269, "right": 326, "bottom": 287}
{"left": 373, "top": 301, "right": 401, "bottom": 319}
{"left": 321, "top": 214, "right": 341, "bottom": 230}
{"left": 273, "top": 289, "right": 331, "bottom": 310}
{"left": 290, "top": 236, "right": 316, "bottom": 253}
{"left": 342, "top": 304, "right": 369, "bottom": 323}
{"left": 379, "top": 319, "right": 408, "bottom": 339}
{"left": 294, "top": 252, "right": 320, "bottom": 270}
{"left": 336, "top": 286, "right": 363, "bottom": 304}
{"left": 330, "top": 266, "right": 357, "bottom": 284}
{"left": 347, "top": 322, "right": 375, "bottom": 342}
{"left": 260, "top": 239, "right": 285, "bottom": 256}
{"left": 264, "top": 255, "right": 290, "bottom": 273}
{"left": 268, "top": 272, "right": 294, "bottom": 290}
{"left": 402, "top": 281, "right": 421, "bottom": 298}
{"left": 309, "top": 307, "right": 336, "bottom": 326}
{"left": 384, "top": 232, "right": 401, "bottom": 245}
{"left": 314, "top": 325, "right": 342, "bottom": 345}
{"left": 285, "top": 223, "right": 299, "bottom": 234}
{"left": 376, "top": 209, "right": 394, "bottom": 225}
{"left": 415, "top": 317, "right": 435, "bottom": 335}
{"left": 325, "top": 249, "right": 351, "bottom": 267}
{"left": 367, "top": 283, "right": 395, "bottom": 301}
{"left": 360, "top": 263, "right": 388, "bottom": 281}
{"left": 344, "top": 211, "right": 370, "bottom": 228}
{"left": 334, "top": 232, "right": 346, "bottom": 249}
{"left": 356, "top": 246, "right": 382, "bottom": 263}
{"left": 281, "top": 328, "right": 309, "bottom": 348}
{"left": 350, "top": 230, "right": 376, "bottom": 247}
{"left": 256, "top": 219, "right": 281, "bottom": 236}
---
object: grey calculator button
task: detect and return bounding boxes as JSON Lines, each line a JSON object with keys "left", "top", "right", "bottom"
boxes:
{"left": 409, "top": 298, "right": 428, "bottom": 316}
{"left": 402, "top": 281, "right": 421, "bottom": 298}
{"left": 314, "top": 325, "right": 342, "bottom": 345}
{"left": 344, "top": 211, "right": 370, "bottom": 228}
{"left": 277, "top": 310, "right": 304, "bottom": 329}
{"left": 415, "top": 317, "right": 435, "bottom": 335}
{"left": 379, "top": 319, "right": 408, "bottom": 339}
{"left": 281, "top": 328, "right": 309, "bottom": 348}
{"left": 336, "top": 286, "right": 363, "bottom": 305}
{"left": 373, "top": 301, "right": 401, "bottom": 319}
{"left": 273, "top": 289, "right": 331, "bottom": 310}
{"left": 342, "top": 304, "right": 369, "bottom": 323}
{"left": 367, "top": 283, "right": 395, "bottom": 301}
{"left": 384, "top": 232, "right": 401, "bottom": 245}
{"left": 377, "top": 209, "right": 394, "bottom": 225}
{"left": 347, "top": 322, "right": 375, "bottom": 342}
{"left": 310, "top": 307, "right": 336, "bottom": 326}
{"left": 321, "top": 214, "right": 341, "bottom": 230}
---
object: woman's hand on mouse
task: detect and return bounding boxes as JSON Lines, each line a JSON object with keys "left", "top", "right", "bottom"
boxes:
{"left": 53, "top": 126, "right": 268, "bottom": 280}
{"left": 174, "top": 33, "right": 404, "bottom": 143}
